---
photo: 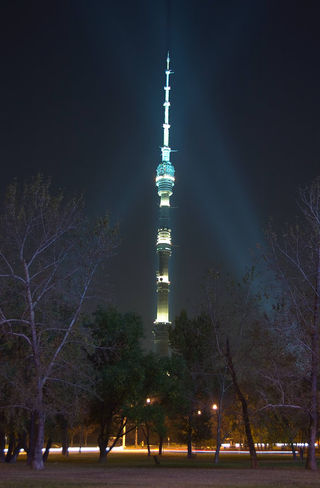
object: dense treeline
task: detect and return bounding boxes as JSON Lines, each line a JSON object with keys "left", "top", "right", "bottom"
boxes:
{"left": 1, "top": 176, "right": 320, "bottom": 471}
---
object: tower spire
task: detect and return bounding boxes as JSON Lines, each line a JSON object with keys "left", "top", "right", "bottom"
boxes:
{"left": 162, "top": 51, "right": 173, "bottom": 155}
{"left": 153, "top": 54, "right": 176, "bottom": 356}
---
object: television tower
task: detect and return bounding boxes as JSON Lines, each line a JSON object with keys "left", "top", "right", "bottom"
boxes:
{"left": 153, "top": 52, "right": 175, "bottom": 356}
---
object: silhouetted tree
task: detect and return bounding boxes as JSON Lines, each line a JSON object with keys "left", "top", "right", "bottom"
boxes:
{"left": 0, "top": 176, "right": 116, "bottom": 470}
{"left": 205, "top": 268, "right": 262, "bottom": 468}
{"left": 169, "top": 311, "right": 215, "bottom": 458}
{"left": 265, "top": 177, "right": 320, "bottom": 470}
{"left": 87, "top": 307, "right": 144, "bottom": 462}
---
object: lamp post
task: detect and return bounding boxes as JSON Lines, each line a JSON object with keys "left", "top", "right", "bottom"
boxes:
{"left": 212, "top": 402, "right": 222, "bottom": 464}
{"left": 144, "top": 397, "right": 152, "bottom": 455}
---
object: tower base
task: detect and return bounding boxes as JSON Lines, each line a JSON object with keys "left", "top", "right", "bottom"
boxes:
{"left": 153, "top": 322, "right": 170, "bottom": 356}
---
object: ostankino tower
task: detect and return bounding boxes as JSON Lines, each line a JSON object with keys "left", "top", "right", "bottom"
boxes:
{"left": 153, "top": 53, "right": 175, "bottom": 356}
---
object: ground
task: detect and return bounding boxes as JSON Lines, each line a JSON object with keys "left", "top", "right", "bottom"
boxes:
{"left": 1, "top": 451, "right": 320, "bottom": 488}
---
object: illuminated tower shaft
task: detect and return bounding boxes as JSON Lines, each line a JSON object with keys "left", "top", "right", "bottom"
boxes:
{"left": 153, "top": 53, "right": 175, "bottom": 356}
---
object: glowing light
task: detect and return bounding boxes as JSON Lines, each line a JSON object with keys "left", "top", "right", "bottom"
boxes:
{"left": 212, "top": 404, "right": 218, "bottom": 410}
{"left": 157, "top": 274, "right": 170, "bottom": 283}
{"left": 157, "top": 229, "right": 171, "bottom": 245}
{"left": 161, "top": 147, "right": 171, "bottom": 162}
{"left": 197, "top": 410, "right": 202, "bottom": 415}
{"left": 156, "top": 175, "right": 175, "bottom": 183}
{"left": 154, "top": 313, "right": 170, "bottom": 324}
{"left": 160, "top": 194, "right": 170, "bottom": 207}
{"left": 146, "top": 398, "right": 151, "bottom": 404}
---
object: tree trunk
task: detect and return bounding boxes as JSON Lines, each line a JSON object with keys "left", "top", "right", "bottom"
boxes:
{"left": 214, "top": 413, "right": 222, "bottom": 464}
{"left": 98, "top": 437, "right": 108, "bottom": 463}
{"left": 21, "top": 430, "right": 28, "bottom": 454}
{"left": 42, "top": 438, "right": 52, "bottom": 463}
{"left": 306, "top": 247, "right": 320, "bottom": 471}
{"left": 300, "top": 446, "right": 304, "bottom": 461}
{"left": 62, "top": 429, "right": 69, "bottom": 456}
{"left": 226, "top": 339, "right": 258, "bottom": 468}
{"left": 0, "top": 431, "right": 5, "bottom": 462}
{"left": 187, "top": 415, "right": 193, "bottom": 458}
{"left": 158, "top": 435, "right": 163, "bottom": 455}
{"left": 306, "top": 412, "right": 317, "bottom": 470}
{"left": 5, "top": 433, "right": 14, "bottom": 463}
{"left": 146, "top": 425, "right": 151, "bottom": 456}
{"left": 60, "top": 418, "right": 69, "bottom": 456}
{"left": 214, "top": 441, "right": 221, "bottom": 464}
{"left": 10, "top": 432, "right": 27, "bottom": 463}
{"left": 31, "top": 410, "right": 45, "bottom": 470}
{"left": 11, "top": 440, "right": 23, "bottom": 463}
{"left": 99, "top": 447, "right": 108, "bottom": 462}
{"left": 141, "top": 424, "right": 151, "bottom": 456}
{"left": 214, "top": 399, "right": 223, "bottom": 464}
{"left": 79, "top": 429, "right": 83, "bottom": 453}
{"left": 290, "top": 442, "right": 297, "bottom": 461}
{"left": 27, "top": 411, "right": 35, "bottom": 466}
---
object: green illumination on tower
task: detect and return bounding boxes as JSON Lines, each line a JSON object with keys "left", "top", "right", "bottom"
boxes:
{"left": 153, "top": 52, "right": 175, "bottom": 356}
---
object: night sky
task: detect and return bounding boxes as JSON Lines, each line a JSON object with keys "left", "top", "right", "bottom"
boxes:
{"left": 1, "top": 1, "right": 320, "bottom": 346}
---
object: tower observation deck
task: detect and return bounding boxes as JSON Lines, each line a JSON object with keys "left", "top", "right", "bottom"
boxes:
{"left": 153, "top": 53, "right": 175, "bottom": 356}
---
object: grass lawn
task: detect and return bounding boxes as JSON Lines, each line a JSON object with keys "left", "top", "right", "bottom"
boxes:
{"left": 0, "top": 451, "right": 320, "bottom": 488}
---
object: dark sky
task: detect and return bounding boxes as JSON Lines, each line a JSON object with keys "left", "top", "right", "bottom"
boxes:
{"left": 1, "top": 0, "right": 320, "bottom": 345}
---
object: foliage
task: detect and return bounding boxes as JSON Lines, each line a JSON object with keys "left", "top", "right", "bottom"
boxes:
{"left": 169, "top": 311, "right": 218, "bottom": 456}
{"left": 86, "top": 306, "right": 144, "bottom": 461}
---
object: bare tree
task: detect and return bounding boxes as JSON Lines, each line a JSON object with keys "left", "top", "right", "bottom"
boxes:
{"left": 205, "top": 268, "right": 261, "bottom": 468}
{"left": 265, "top": 177, "right": 320, "bottom": 471}
{"left": 0, "top": 176, "right": 116, "bottom": 470}
{"left": 211, "top": 368, "right": 233, "bottom": 464}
